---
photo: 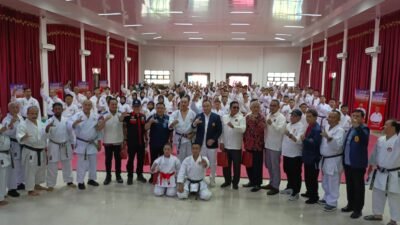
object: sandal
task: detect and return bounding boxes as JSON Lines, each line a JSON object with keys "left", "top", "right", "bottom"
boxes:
{"left": 364, "top": 215, "right": 383, "bottom": 221}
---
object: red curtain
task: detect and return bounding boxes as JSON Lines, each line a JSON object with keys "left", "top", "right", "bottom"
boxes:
{"left": 0, "top": 5, "right": 41, "bottom": 115}
{"left": 128, "top": 43, "right": 139, "bottom": 85}
{"left": 310, "top": 41, "right": 324, "bottom": 92}
{"left": 376, "top": 10, "right": 400, "bottom": 119}
{"left": 47, "top": 24, "right": 81, "bottom": 86}
{"left": 324, "top": 32, "right": 343, "bottom": 101}
{"left": 343, "top": 21, "right": 374, "bottom": 111}
{"left": 85, "top": 31, "right": 107, "bottom": 89}
{"left": 298, "top": 45, "right": 311, "bottom": 88}
{"left": 109, "top": 38, "right": 125, "bottom": 93}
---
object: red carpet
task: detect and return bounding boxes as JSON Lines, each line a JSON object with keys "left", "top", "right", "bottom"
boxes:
{"left": 67, "top": 135, "right": 379, "bottom": 182}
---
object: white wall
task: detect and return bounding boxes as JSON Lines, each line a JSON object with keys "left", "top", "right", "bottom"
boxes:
{"left": 140, "top": 45, "right": 301, "bottom": 85}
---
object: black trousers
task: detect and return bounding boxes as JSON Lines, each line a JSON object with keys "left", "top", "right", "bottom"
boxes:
{"left": 245, "top": 150, "right": 263, "bottom": 186}
{"left": 104, "top": 145, "right": 122, "bottom": 177}
{"left": 304, "top": 163, "right": 320, "bottom": 200}
{"left": 344, "top": 165, "right": 366, "bottom": 212}
{"left": 283, "top": 156, "right": 302, "bottom": 195}
{"left": 126, "top": 144, "right": 145, "bottom": 178}
{"left": 150, "top": 146, "right": 164, "bottom": 166}
{"left": 223, "top": 149, "right": 242, "bottom": 185}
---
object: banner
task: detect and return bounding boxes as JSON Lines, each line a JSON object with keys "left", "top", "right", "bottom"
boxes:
{"left": 354, "top": 89, "right": 370, "bottom": 120}
{"left": 49, "top": 82, "right": 64, "bottom": 99}
{"left": 10, "top": 84, "right": 25, "bottom": 98}
{"left": 368, "top": 91, "right": 387, "bottom": 130}
{"left": 77, "top": 81, "right": 89, "bottom": 93}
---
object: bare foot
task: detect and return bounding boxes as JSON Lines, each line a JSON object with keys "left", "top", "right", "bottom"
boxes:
{"left": 0, "top": 200, "right": 9, "bottom": 206}
{"left": 28, "top": 191, "right": 40, "bottom": 196}
{"left": 47, "top": 187, "right": 54, "bottom": 192}
{"left": 34, "top": 185, "right": 48, "bottom": 191}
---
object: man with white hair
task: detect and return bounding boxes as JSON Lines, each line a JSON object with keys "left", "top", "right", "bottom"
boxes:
{"left": 0, "top": 108, "right": 11, "bottom": 206}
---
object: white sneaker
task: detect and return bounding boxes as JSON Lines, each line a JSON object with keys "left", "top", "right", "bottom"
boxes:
{"left": 288, "top": 194, "right": 299, "bottom": 201}
{"left": 280, "top": 188, "right": 293, "bottom": 195}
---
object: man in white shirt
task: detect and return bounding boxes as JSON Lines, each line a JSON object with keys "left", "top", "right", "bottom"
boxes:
{"left": 102, "top": 98, "right": 125, "bottom": 185}
{"left": 11, "top": 87, "right": 41, "bottom": 119}
{"left": 64, "top": 81, "right": 87, "bottom": 109}
{"left": 0, "top": 109, "right": 11, "bottom": 206}
{"left": 40, "top": 83, "right": 64, "bottom": 118}
{"left": 319, "top": 110, "right": 345, "bottom": 212}
{"left": 177, "top": 143, "right": 212, "bottom": 200}
{"left": 340, "top": 105, "right": 352, "bottom": 132}
{"left": 281, "top": 109, "right": 306, "bottom": 201}
{"left": 89, "top": 87, "right": 102, "bottom": 114}
{"left": 45, "top": 103, "right": 76, "bottom": 191}
{"left": 220, "top": 101, "right": 246, "bottom": 190}
{"left": 16, "top": 106, "right": 48, "bottom": 196}
{"left": 263, "top": 99, "right": 286, "bottom": 195}
{"left": 370, "top": 106, "right": 383, "bottom": 125}
{"left": 316, "top": 96, "right": 332, "bottom": 127}
{"left": 62, "top": 94, "right": 80, "bottom": 118}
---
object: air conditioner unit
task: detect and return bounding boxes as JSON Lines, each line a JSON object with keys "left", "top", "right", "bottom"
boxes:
{"left": 125, "top": 57, "right": 132, "bottom": 62}
{"left": 337, "top": 52, "right": 347, "bottom": 59}
{"left": 80, "top": 49, "right": 91, "bottom": 56}
{"left": 318, "top": 56, "right": 327, "bottom": 62}
{"left": 106, "top": 53, "right": 115, "bottom": 59}
{"left": 41, "top": 43, "right": 56, "bottom": 51}
{"left": 306, "top": 59, "right": 312, "bottom": 64}
{"left": 365, "top": 46, "right": 381, "bottom": 56}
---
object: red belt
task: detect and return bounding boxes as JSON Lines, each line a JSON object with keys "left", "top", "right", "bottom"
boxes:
{"left": 158, "top": 172, "right": 175, "bottom": 185}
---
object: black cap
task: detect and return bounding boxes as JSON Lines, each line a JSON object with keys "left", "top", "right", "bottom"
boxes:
{"left": 132, "top": 99, "right": 141, "bottom": 107}
{"left": 290, "top": 109, "right": 302, "bottom": 117}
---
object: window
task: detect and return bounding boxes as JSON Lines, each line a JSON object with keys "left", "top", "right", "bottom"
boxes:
{"left": 185, "top": 73, "right": 210, "bottom": 87}
{"left": 266, "top": 72, "right": 296, "bottom": 86}
{"left": 226, "top": 73, "right": 252, "bottom": 86}
{"left": 144, "top": 70, "right": 170, "bottom": 84}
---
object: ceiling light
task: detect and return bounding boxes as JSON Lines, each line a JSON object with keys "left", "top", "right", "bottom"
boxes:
{"left": 284, "top": 25, "right": 304, "bottom": 28}
{"left": 98, "top": 12, "right": 122, "bottom": 16}
{"left": 183, "top": 32, "right": 199, "bottom": 34}
{"left": 232, "top": 38, "right": 246, "bottom": 40}
{"left": 141, "top": 32, "right": 157, "bottom": 35}
{"left": 296, "top": 13, "right": 322, "bottom": 17}
{"left": 275, "top": 33, "right": 292, "bottom": 36}
{"left": 189, "top": 37, "right": 203, "bottom": 40}
{"left": 153, "top": 36, "right": 162, "bottom": 40}
{"left": 124, "top": 24, "right": 143, "bottom": 27}
{"left": 174, "top": 23, "right": 193, "bottom": 26}
{"left": 230, "top": 23, "right": 250, "bottom": 26}
{"left": 231, "top": 32, "right": 247, "bottom": 34}
{"left": 274, "top": 37, "right": 286, "bottom": 41}
{"left": 230, "top": 11, "right": 254, "bottom": 14}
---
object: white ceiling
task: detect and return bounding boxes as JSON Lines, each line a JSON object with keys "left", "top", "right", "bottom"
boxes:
{"left": 2, "top": 0, "right": 400, "bottom": 46}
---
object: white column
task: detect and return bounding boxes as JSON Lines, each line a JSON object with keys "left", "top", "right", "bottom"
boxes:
{"left": 106, "top": 33, "right": 111, "bottom": 86}
{"left": 339, "top": 24, "right": 348, "bottom": 104}
{"left": 80, "top": 23, "right": 86, "bottom": 82}
{"left": 321, "top": 36, "right": 328, "bottom": 94}
{"left": 39, "top": 15, "right": 49, "bottom": 117}
{"left": 308, "top": 41, "right": 314, "bottom": 87}
{"left": 215, "top": 46, "right": 223, "bottom": 82}
{"left": 367, "top": 16, "right": 381, "bottom": 114}
{"left": 124, "top": 38, "right": 128, "bottom": 88}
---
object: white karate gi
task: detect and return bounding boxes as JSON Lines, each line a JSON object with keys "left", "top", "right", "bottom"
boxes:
{"left": 11, "top": 96, "right": 41, "bottom": 119}
{"left": 40, "top": 88, "right": 64, "bottom": 117}
{"left": 153, "top": 155, "right": 181, "bottom": 197}
{"left": 319, "top": 124, "right": 345, "bottom": 207}
{"left": 64, "top": 88, "right": 87, "bottom": 109}
{"left": 316, "top": 103, "right": 332, "bottom": 127}
{"left": 169, "top": 110, "right": 196, "bottom": 162}
{"left": 0, "top": 124, "right": 11, "bottom": 201}
{"left": 177, "top": 155, "right": 212, "bottom": 200}
{"left": 16, "top": 119, "right": 47, "bottom": 191}
{"left": 339, "top": 113, "right": 352, "bottom": 132}
{"left": 369, "top": 135, "right": 400, "bottom": 221}
{"left": 62, "top": 103, "right": 80, "bottom": 119}
{"left": 46, "top": 116, "right": 75, "bottom": 188}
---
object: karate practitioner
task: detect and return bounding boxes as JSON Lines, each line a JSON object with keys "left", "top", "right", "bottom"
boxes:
{"left": 177, "top": 143, "right": 212, "bottom": 200}
{"left": 40, "top": 82, "right": 64, "bottom": 118}
{"left": 0, "top": 109, "right": 11, "bottom": 206}
{"left": 11, "top": 87, "right": 41, "bottom": 119}
{"left": 151, "top": 144, "right": 181, "bottom": 197}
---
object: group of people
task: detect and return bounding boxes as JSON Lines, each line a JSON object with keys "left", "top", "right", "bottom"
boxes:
{"left": 0, "top": 80, "right": 398, "bottom": 225}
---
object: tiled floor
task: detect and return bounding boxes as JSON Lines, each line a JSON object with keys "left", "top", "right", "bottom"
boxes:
{"left": 0, "top": 171, "right": 391, "bottom": 225}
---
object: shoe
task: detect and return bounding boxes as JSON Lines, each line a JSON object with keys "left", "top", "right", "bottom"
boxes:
{"left": 242, "top": 182, "right": 253, "bottom": 188}
{"left": 387, "top": 220, "right": 398, "bottom": 225}
{"left": 305, "top": 198, "right": 319, "bottom": 204}
{"left": 7, "top": 190, "right": 20, "bottom": 198}
{"left": 127, "top": 177, "right": 133, "bottom": 185}
{"left": 148, "top": 177, "right": 153, "bottom": 184}
{"left": 301, "top": 193, "right": 310, "bottom": 198}
{"left": 324, "top": 205, "right": 337, "bottom": 212}
{"left": 250, "top": 186, "right": 261, "bottom": 192}
{"left": 28, "top": 191, "right": 40, "bottom": 196}
{"left": 232, "top": 184, "right": 239, "bottom": 190}
{"left": 341, "top": 206, "right": 353, "bottom": 213}
{"left": 47, "top": 187, "right": 54, "bottom": 192}
{"left": 267, "top": 188, "right": 280, "bottom": 196}
{"left": 34, "top": 185, "right": 48, "bottom": 191}
{"left": 363, "top": 215, "right": 383, "bottom": 221}
{"left": 318, "top": 200, "right": 327, "bottom": 205}
{"left": 220, "top": 182, "right": 231, "bottom": 188}
{"left": 137, "top": 175, "right": 147, "bottom": 183}
{"left": 67, "top": 182, "right": 77, "bottom": 188}
{"left": 87, "top": 180, "right": 99, "bottom": 186}
{"left": 17, "top": 183, "right": 25, "bottom": 190}
{"left": 261, "top": 184, "right": 273, "bottom": 190}
{"left": 116, "top": 177, "right": 123, "bottom": 184}
{"left": 280, "top": 188, "right": 293, "bottom": 195}
{"left": 350, "top": 211, "right": 362, "bottom": 219}
{"left": 78, "top": 183, "right": 86, "bottom": 190}
{"left": 103, "top": 177, "right": 111, "bottom": 185}
{"left": 288, "top": 194, "right": 299, "bottom": 201}
{"left": 0, "top": 200, "right": 9, "bottom": 206}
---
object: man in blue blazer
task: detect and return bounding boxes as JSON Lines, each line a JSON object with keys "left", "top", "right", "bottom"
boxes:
{"left": 342, "top": 109, "right": 370, "bottom": 219}
{"left": 192, "top": 100, "right": 222, "bottom": 187}
{"left": 301, "top": 109, "right": 322, "bottom": 204}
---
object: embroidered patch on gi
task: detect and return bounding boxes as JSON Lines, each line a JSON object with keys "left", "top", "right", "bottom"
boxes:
{"left": 354, "top": 136, "right": 360, "bottom": 143}
{"left": 387, "top": 147, "right": 393, "bottom": 152}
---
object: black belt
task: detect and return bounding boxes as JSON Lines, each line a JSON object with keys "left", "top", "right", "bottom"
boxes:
{"left": 10, "top": 138, "right": 18, "bottom": 143}
{"left": 176, "top": 132, "right": 191, "bottom": 149}
{"left": 321, "top": 153, "right": 342, "bottom": 168}
{"left": 377, "top": 166, "right": 400, "bottom": 173}
{"left": 50, "top": 139, "right": 69, "bottom": 158}
{"left": 370, "top": 166, "right": 400, "bottom": 194}
{"left": 188, "top": 178, "right": 203, "bottom": 199}
{"left": 23, "top": 145, "right": 44, "bottom": 166}
{"left": 76, "top": 137, "right": 96, "bottom": 160}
